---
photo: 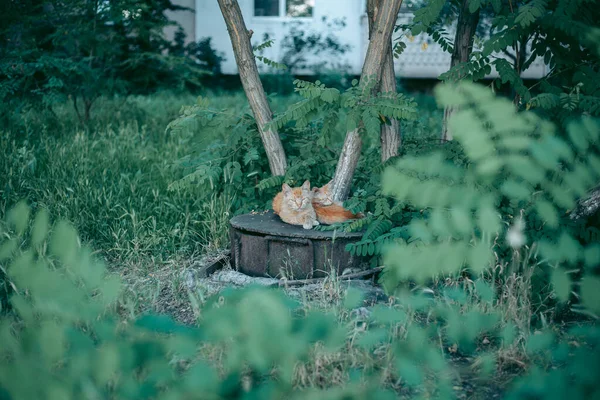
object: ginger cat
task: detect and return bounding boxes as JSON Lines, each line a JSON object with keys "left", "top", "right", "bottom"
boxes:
{"left": 312, "top": 181, "right": 364, "bottom": 225}
{"left": 272, "top": 180, "right": 319, "bottom": 229}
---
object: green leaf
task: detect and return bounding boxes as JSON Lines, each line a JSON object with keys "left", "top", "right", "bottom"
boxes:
{"left": 184, "top": 362, "right": 218, "bottom": 392}
{"left": 357, "top": 328, "right": 388, "bottom": 349}
{"left": 581, "top": 275, "right": 600, "bottom": 314}
{"left": 0, "top": 238, "right": 18, "bottom": 262}
{"left": 39, "top": 321, "right": 66, "bottom": 363}
{"left": 344, "top": 287, "right": 364, "bottom": 309}
{"left": 101, "top": 275, "right": 122, "bottom": 305}
{"left": 468, "top": 0, "right": 481, "bottom": 13}
{"left": 583, "top": 244, "right": 600, "bottom": 269}
{"left": 477, "top": 205, "right": 501, "bottom": 234}
{"left": 135, "top": 314, "right": 184, "bottom": 334}
{"left": 474, "top": 279, "right": 495, "bottom": 303}
{"left": 450, "top": 207, "right": 472, "bottom": 235}
{"left": 7, "top": 201, "right": 30, "bottom": 236}
{"left": 550, "top": 268, "right": 571, "bottom": 302}
{"left": 526, "top": 332, "right": 554, "bottom": 354}
{"left": 501, "top": 323, "right": 516, "bottom": 347}
{"left": 501, "top": 180, "right": 531, "bottom": 200}
{"left": 469, "top": 242, "right": 493, "bottom": 274}
{"left": 477, "top": 353, "right": 496, "bottom": 378}
{"left": 535, "top": 200, "right": 559, "bottom": 228}
{"left": 515, "top": 0, "right": 547, "bottom": 28}
{"left": 31, "top": 208, "right": 50, "bottom": 247}
{"left": 49, "top": 221, "right": 78, "bottom": 265}
{"left": 395, "top": 358, "right": 422, "bottom": 387}
{"left": 94, "top": 345, "right": 120, "bottom": 385}
{"left": 370, "top": 305, "right": 407, "bottom": 325}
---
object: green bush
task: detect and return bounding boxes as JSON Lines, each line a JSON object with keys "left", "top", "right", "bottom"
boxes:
{"left": 0, "top": 203, "right": 357, "bottom": 399}
{"left": 2, "top": 83, "right": 599, "bottom": 399}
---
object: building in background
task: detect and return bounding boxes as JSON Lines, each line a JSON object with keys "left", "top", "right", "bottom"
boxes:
{"left": 168, "top": 0, "right": 547, "bottom": 79}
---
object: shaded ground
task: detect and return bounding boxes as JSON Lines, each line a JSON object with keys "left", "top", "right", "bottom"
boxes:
{"left": 117, "top": 253, "right": 511, "bottom": 399}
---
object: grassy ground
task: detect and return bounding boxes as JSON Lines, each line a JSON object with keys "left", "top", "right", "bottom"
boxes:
{"left": 1, "top": 90, "right": 442, "bottom": 266}
{"left": 2, "top": 90, "right": 541, "bottom": 397}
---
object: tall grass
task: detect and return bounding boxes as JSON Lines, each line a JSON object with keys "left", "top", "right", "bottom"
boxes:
{"left": 1, "top": 91, "right": 253, "bottom": 266}
{"left": 1, "top": 90, "right": 441, "bottom": 269}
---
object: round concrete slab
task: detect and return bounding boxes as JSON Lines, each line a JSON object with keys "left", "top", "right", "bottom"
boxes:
{"left": 230, "top": 210, "right": 363, "bottom": 239}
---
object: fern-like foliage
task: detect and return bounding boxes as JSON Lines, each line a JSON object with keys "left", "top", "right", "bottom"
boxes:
{"left": 253, "top": 39, "right": 275, "bottom": 52}
{"left": 255, "top": 55, "right": 288, "bottom": 70}
{"left": 253, "top": 39, "right": 288, "bottom": 70}
{"left": 515, "top": 0, "right": 548, "bottom": 28}
{"left": 269, "top": 79, "right": 418, "bottom": 144}
{"left": 410, "top": 0, "right": 448, "bottom": 35}
{"left": 382, "top": 82, "right": 600, "bottom": 296}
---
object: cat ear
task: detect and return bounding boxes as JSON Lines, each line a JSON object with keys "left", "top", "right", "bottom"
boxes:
{"left": 325, "top": 180, "right": 333, "bottom": 189}
{"left": 282, "top": 183, "right": 292, "bottom": 195}
{"left": 301, "top": 180, "right": 311, "bottom": 191}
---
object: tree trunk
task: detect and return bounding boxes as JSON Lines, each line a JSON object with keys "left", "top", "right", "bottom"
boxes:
{"left": 441, "top": 0, "right": 480, "bottom": 142}
{"left": 571, "top": 184, "right": 600, "bottom": 220}
{"left": 331, "top": 0, "right": 404, "bottom": 201}
{"left": 380, "top": 54, "right": 401, "bottom": 161}
{"left": 368, "top": 0, "right": 400, "bottom": 162}
{"left": 513, "top": 35, "right": 528, "bottom": 106}
{"left": 217, "top": 0, "right": 287, "bottom": 176}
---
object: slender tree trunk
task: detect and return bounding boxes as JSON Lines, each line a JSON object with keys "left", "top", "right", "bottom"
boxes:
{"left": 380, "top": 53, "right": 401, "bottom": 161}
{"left": 513, "top": 35, "right": 527, "bottom": 106}
{"left": 368, "top": 0, "right": 400, "bottom": 162}
{"left": 441, "top": 0, "right": 480, "bottom": 142}
{"left": 331, "top": 0, "right": 404, "bottom": 201}
{"left": 571, "top": 184, "right": 600, "bottom": 220}
{"left": 217, "top": 0, "right": 287, "bottom": 176}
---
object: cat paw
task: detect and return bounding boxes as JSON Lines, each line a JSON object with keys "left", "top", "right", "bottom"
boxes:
{"left": 302, "top": 223, "right": 312, "bottom": 229}
{"left": 312, "top": 220, "right": 320, "bottom": 226}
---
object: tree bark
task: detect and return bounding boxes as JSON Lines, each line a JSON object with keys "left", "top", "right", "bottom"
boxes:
{"left": 331, "top": 0, "right": 404, "bottom": 201}
{"left": 217, "top": 0, "right": 287, "bottom": 176}
{"left": 441, "top": 0, "right": 480, "bottom": 142}
{"left": 571, "top": 184, "right": 600, "bottom": 220}
{"left": 368, "top": 0, "right": 400, "bottom": 162}
{"left": 380, "top": 53, "right": 401, "bottom": 161}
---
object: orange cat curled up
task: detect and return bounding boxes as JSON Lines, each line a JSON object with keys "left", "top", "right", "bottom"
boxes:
{"left": 273, "top": 180, "right": 363, "bottom": 227}
{"left": 272, "top": 180, "right": 319, "bottom": 229}
{"left": 311, "top": 180, "right": 364, "bottom": 224}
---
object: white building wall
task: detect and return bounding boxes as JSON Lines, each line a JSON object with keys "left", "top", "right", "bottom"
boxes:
{"left": 165, "top": 0, "right": 196, "bottom": 44}
{"left": 194, "top": 0, "right": 547, "bottom": 79}
{"left": 196, "top": 0, "right": 364, "bottom": 74}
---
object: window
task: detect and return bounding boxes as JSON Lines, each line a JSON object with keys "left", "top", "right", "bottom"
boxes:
{"left": 286, "top": 0, "right": 314, "bottom": 17}
{"left": 254, "top": 0, "right": 314, "bottom": 18}
{"left": 254, "top": 0, "right": 280, "bottom": 16}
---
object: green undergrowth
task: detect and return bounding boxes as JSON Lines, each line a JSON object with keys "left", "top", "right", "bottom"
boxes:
{"left": 1, "top": 83, "right": 599, "bottom": 399}
{"left": 1, "top": 90, "right": 440, "bottom": 268}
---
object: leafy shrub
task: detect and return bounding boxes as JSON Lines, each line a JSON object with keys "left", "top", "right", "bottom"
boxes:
{"left": 380, "top": 81, "right": 600, "bottom": 399}
{"left": 0, "top": 0, "right": 209, "bottom": 125}
{"left": 0, "top": 203, "right": 354, "bottom": 399}
{"left": 2, "top": 81, "right": 600, "bottom": 398}
{"left": 381, "top": 82, "right": 600, "bottom": 294}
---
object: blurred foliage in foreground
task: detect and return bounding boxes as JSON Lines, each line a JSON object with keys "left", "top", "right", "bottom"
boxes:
{"left": 1, "top": 83, "right": 599, "bottom": 399}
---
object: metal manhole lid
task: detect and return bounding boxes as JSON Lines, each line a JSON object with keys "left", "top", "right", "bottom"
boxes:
{"left": 230, "top": 210, "right": 363, "bottom": 239}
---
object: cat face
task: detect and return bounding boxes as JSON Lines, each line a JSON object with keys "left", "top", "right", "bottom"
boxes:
{"left": 282, "top": 180, "right": 313, "bottom": 211}
{"left": 312, "top": 180, "right": 334, "bottom": 206}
